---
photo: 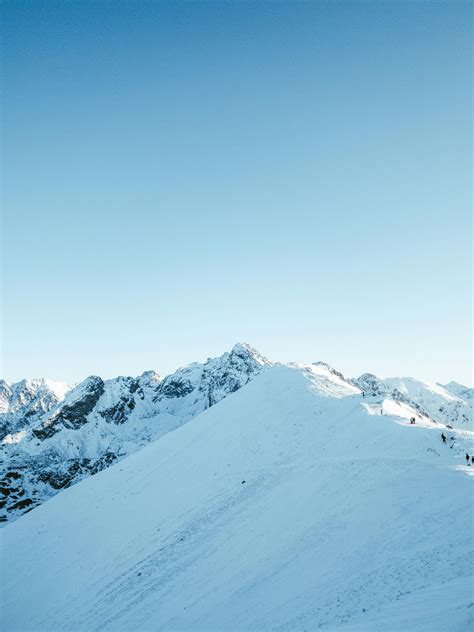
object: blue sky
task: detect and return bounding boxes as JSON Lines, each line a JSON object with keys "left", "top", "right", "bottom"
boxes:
{"left": 2, "top": 1, "right": 472, "bottom": 385}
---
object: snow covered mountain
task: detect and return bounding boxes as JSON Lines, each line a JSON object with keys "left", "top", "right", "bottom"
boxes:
{"left": 352, "top": 373, "right": 472, "bottom": 429}
{"left": 0, "top": 344, "right": 269, "bottom": 523}
{"left": 0, "top": 378, "right": 72, "bottom": 437}
{"left": 1, "top": 346, "right": 472, "bottom": 526}
{"left": 441, "top": 380, "right": 474, "bottom": 402}
{"left": 2, "top": 363, "right": 473, "bottom": 631}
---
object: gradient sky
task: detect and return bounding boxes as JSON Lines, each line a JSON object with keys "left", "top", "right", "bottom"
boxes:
{"left": 1, "top": 1, "right": 472, "bottom": 386}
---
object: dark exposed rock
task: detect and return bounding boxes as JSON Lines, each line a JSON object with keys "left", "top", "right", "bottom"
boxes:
{"left": 5, "top": 471, "right": 22, "bottom": 480}
{"left": 99, "top": 396, "right": 136, "bottom": 425}
{"left": 38, "top": 452, "right": 118, "bottom": 490}
{"left": 9, "top": 498, "right": 34, "bottom": 512}
{"left": 156, "top": 377, "right": 195, "bottom": 400}
{"left": 352, "top": 373, "right": 387, "bottom": 396}
{"left": 33, "top": 376, "right": 105, "bottom": 439}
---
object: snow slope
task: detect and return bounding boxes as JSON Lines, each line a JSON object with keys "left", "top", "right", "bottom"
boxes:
{"left": 441, "top": 381, "right": 473, "bottom": 403}
{"left": 0, "top": 343, "right": 269, "bottom": 523}
{"left": 2, "top": 365, "right": 473, "bottom": 631}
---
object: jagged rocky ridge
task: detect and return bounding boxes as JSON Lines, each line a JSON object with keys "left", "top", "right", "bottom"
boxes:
{"left": 0, "top": 378, "right": 72, "bottom": 438}
{"left": 0, "top": 344, "right": 269, "bottom": 523}
{"left": 1, "top": 344, "right": 472, "bottom": 525}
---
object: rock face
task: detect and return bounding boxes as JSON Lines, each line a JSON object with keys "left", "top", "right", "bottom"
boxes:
{"left": 0, "top": 344, "right": 270, "bottom": 523}
{"left": 33, "top": 376, "right": 105, "bottom": 439}
{"left": 0, "top": 378, "right": 72, "bottom": 438}
{"left": 352, "top": 373, "right": 388, "bottom": 397}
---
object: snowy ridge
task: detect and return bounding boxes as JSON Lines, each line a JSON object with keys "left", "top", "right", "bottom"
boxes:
{"left": 441, "top": 380, "right": 473, "bottom": 402}
{"left": 291, "top": 361, "right": 361, "bottom": 398}
{"left": 1, "top": 345, "right": 472, "bottom": 525}
{"left": 2, "top": 365, "right": 473, "bottom": 631}
{"left": 352, "top": 373, "right": 472, "bottom": 430}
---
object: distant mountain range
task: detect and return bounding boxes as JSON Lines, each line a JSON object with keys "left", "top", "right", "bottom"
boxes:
{"left": 1, "top": 343, "right": 472, "bottom": 524}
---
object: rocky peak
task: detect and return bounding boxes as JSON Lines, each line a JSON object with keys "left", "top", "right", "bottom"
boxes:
{"left": 0, "top": 378, "right": 72, "bottom": 439}
{"left": 139, "top": 370, "right": 161, "bottom": 385}
{"left": 352, "top": 373, "right": 388, "bottom": 396}
{"left": 33, "top": 376, "right": 105, "bottom": 439}
{"left": 229, "top": 343, "right": 270, "bottom": 366}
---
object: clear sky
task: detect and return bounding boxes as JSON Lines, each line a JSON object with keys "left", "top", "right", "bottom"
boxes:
{"left": 1, "top": 1, "right": 472, "bottom": 386}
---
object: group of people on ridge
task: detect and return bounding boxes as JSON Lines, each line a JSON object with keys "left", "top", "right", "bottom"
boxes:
{"left": 440, "top": 432, "right": 473, "bottom": 465}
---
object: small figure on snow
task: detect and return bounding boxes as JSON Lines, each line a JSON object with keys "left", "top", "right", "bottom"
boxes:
{"left": 441, "top": 433, "right": 447, "bottom": 444}
{"left": 471, "top": 456, "right": 474, "bottom": 464}
{"left": 410, "top": 417, "right": 416, "bottom": 425}
{"left": 362, "top": 392, "right": 365, "bottom": 398}
{"left": 466, "top": 453, "right": 470, "bottom": 464}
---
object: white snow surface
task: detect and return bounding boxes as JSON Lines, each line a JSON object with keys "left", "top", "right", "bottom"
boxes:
{"left": 441, "top": 381, "right": 474, "bottom": 402}
{"left": 353, "top": 373, "right": 472, "bottom": 430}
{"left": 2, "top": 365, "right": 473, "bottom": 631}
{"left": 382, "top": 376, "right": 472, "bottom": 429}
